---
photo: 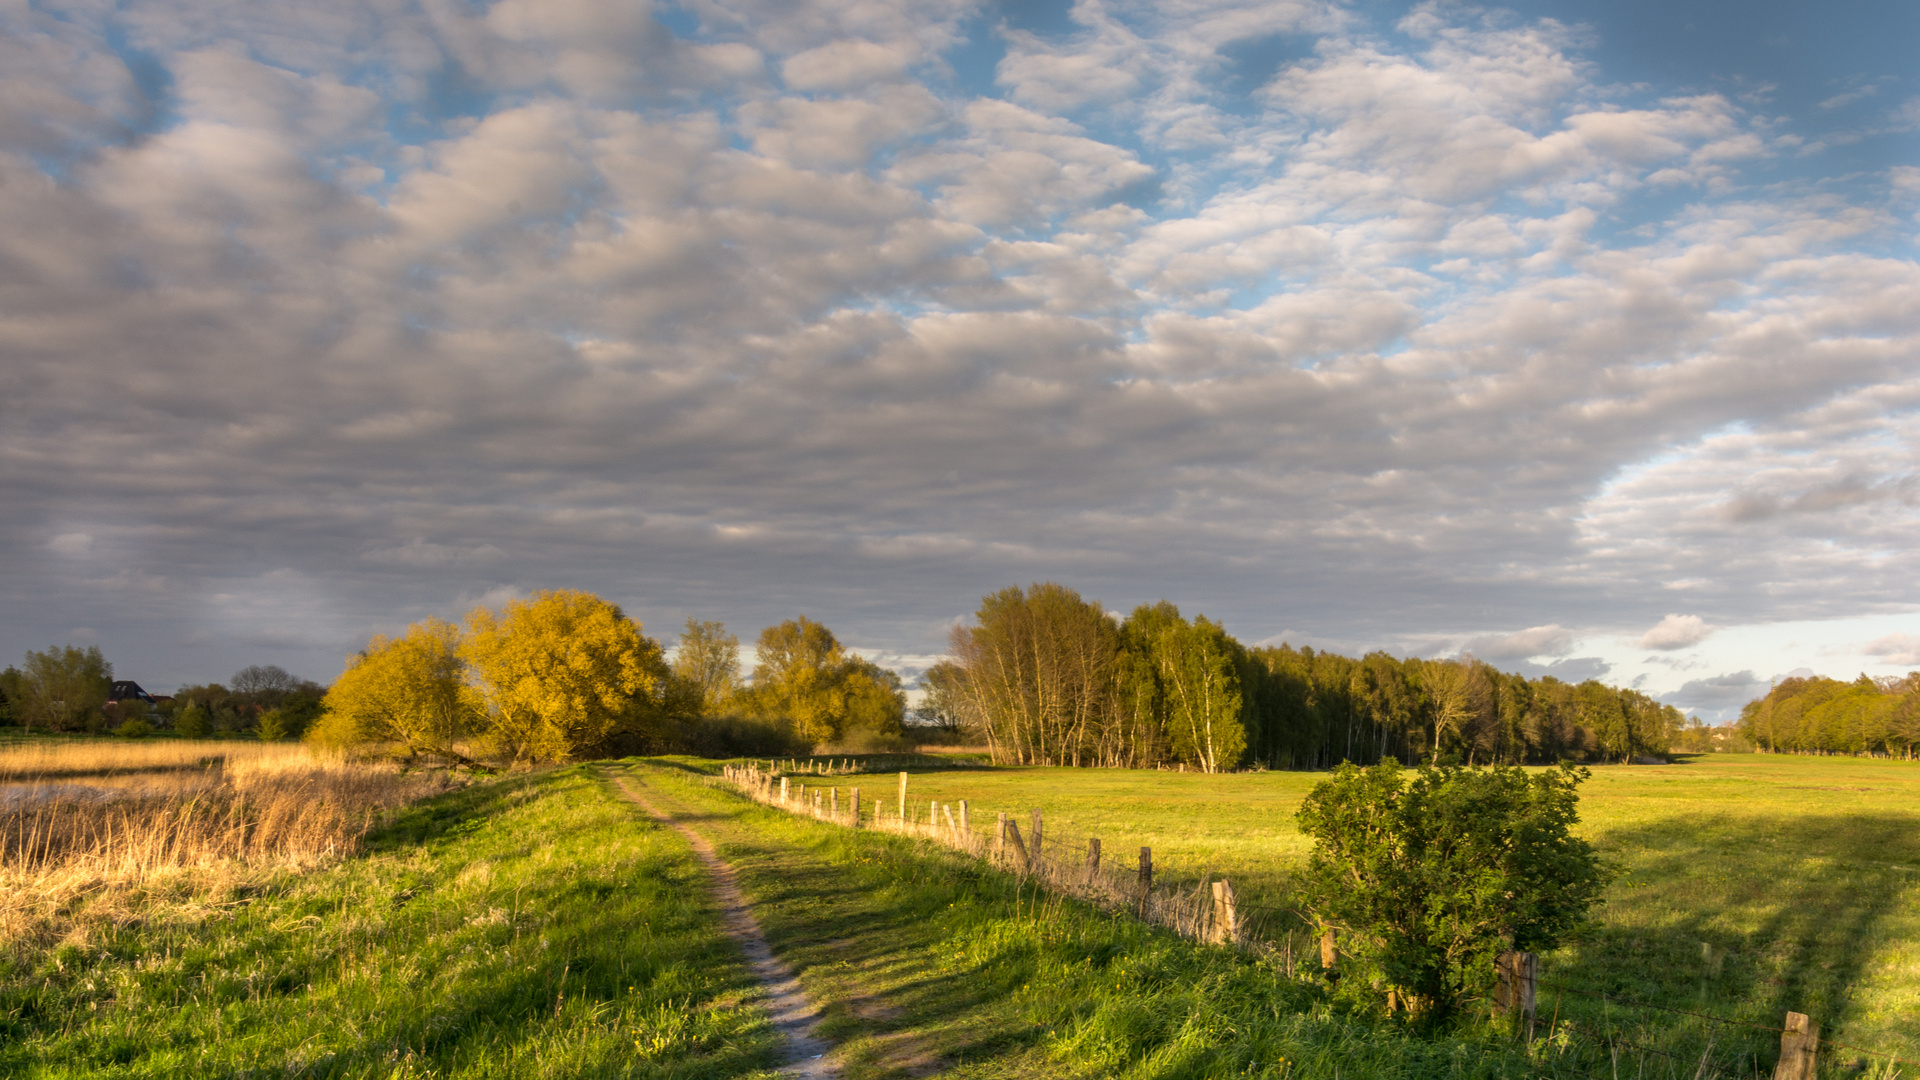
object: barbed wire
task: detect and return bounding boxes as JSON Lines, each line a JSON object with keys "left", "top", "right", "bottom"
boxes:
{"left": 1534, "top": 981, "right": 1787, "bottom": 1035}
{"left": 721, "top": 763, "right": 1920, "bottom": 1071}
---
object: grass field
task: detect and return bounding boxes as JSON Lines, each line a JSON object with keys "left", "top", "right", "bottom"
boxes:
{"left": 8, "top": 749, "right": 1914, "bottom": 1077}
{"left": 820, "top": 753, "right": 1920, "bottom": 1069}
{"left": 0, "top": 767, "right": 782, "bottom": 1077}
{"left": 610, "top": 761, "right": 1595, "bottom": 1080}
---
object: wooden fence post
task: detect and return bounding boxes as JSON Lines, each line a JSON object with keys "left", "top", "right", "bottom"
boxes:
{"left": 1087, "top": 837, "right": 1101, "bottom": 877}
{"left": 1773, "top": 1012, "right": 1818, "bottom": 1080}
{"left": 1137, "top": 847, "right": 1152, "bottom": 918}
{"left": 831, "top": 787, "right": 838, "bottom": 818}
{"left": 898, "top": 772, "right": 908, "bottom": 823}
{"left": 780, "top": 776, "right": 789, "bottom": 805}
{"left": 1031, "top": 809, "right": 1044, "bottom": 867}
{"left": 850, "top": 788, "right": 860, "bottom": 827}
{"left": 1211, "top": 880, "right": 1239, "bottom": 945}
{"left": 1494, "top": 951, "right": 1537, "bottom": 1028}
{"left": 959, "top": 800, "right": 969, "bottom": 834}
{"left": 1004, "top": 819, "right": 1030, "bottom": 873}
{"left": 1320, "top": 929, "right": 1339, "bottom": 982}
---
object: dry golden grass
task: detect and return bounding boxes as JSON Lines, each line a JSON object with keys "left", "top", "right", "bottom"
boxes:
{"left": 0, "top": 736, "right": 306, "bottom": 781}
{"left": 0, "top": 742, "right": 458, "bottom": 952}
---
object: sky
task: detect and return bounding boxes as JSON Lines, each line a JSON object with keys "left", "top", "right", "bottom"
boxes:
{"left": 2, "top": 0, "right": 1916, "bottom": 723}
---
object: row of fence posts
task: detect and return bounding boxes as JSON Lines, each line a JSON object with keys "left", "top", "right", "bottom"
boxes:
{"left": 722, "top": 762, "right": 1243, "bottom": 946}
{"left": 720, "top": 762, "right": 1825, "bottom": 1078}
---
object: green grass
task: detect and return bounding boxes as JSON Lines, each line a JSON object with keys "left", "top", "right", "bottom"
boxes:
{"left": 804, "top": 753, "right": 1920, "bottom": 1071}
{"left": 615, "top": 759, "right": 1673, "bottom": 1080}
{"left": 13, "top": 753, "right": 1913, "bottom": 1078}
{"left": 0, "top": 767, "right": 784, "bottom": 1077}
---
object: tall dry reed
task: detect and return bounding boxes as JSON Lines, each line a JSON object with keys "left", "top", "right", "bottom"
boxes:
{"left": 0, "top": 737, "right": 308, "bottom": 781}
{"left": 0, "top": 745, "right": 457, "bottom": 952}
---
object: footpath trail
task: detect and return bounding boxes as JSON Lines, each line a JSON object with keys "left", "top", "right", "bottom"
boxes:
{"left": 604, "top": 769, "right": 838, "bottom": 1079}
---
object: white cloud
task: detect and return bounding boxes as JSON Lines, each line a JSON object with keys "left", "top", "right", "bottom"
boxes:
{"left": 1639, "top": 614, "right": 1716, "bottom": 651}
{"left": 0, "top": 0, "right": 1915, "bottom": 688}
{"left": 783, "top": 38, "right": 917, "bottom": 90}
{"left": 1862, "top": 633, "right": 1920, "bottom": 667}
{"left": 46, "top": 533, "right": 94, "bottom": 556}
{"left": 1462, "top": 624, "right": 1576, "bottom": 660}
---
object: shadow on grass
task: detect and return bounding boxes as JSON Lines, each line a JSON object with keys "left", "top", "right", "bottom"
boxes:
{"left": 636, "top": 774, "right": 1059, "bottom": 1071}
{"left": 1542, "top": 810, "right": 1920, "bottom": 1070}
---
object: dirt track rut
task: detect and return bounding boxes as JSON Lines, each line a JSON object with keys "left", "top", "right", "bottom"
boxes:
{"left": 607, "top": 771, "right": 837, "bottom": 1079}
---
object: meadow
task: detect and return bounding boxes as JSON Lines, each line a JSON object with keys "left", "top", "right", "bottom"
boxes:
{"left": 0, "top": 766, "right": 782, "bottom": 1077}
{"left": 825, "top": 753, "right": 1920, "bottom": 1070}
{"left": 4, "top": 743, "right": 1914, "bottom": 1077}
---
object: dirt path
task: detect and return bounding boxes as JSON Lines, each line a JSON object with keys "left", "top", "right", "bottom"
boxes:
{"left": 605, "top": 771, "right": 837, "bottom": 1079}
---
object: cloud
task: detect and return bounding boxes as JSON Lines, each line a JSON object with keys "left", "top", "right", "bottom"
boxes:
{"left": 0, "top": 0, "right": 1915, "bottom": 690}
{"left": 1862, "top": 633, "right": 1920, "bottom": 667}
{"left": 1661, "top": 670, "right": 1769, "bottom": 716}
{"left": 46, "top": 533, "right": 94, "bottom": 556}
{"left": 1506, "top": 656, "right": 1613, "bottom": 682}
{"left": 1639, "top": 615, "right": 1716, "bottom": 651}
{"left": 1462, "top": 624, "right": 1575, "bottom": 661}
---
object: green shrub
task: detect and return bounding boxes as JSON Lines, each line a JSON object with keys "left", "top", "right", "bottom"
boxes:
{"left": 1296, "top": 761, "right": 1612, "bottom": 1022}
{"left": 173, "top": 703, "right": 209, "bottom": 738}
{"left": 256, "top": 709, "right": 289, "bottom": 741}
{"left": 113, "top": 717, "right": 152, "bottom": 738}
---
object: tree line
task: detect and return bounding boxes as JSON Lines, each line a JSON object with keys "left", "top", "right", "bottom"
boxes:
{"left": 925, "top": 583, "right": 1686, "bottom": 771}
{"left": 0, "top": 645, "right": 322, "bottom": 739}
{"left": 1736, "top": 673, "right": 1920, "bottom": 757}
{"left": 313, "top": 590, "right": 905, "bottom": 764}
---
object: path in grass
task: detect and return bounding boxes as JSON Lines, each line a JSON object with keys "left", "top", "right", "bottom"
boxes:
{"left": 0, "top": 766, "right": 787, "bottom": 1078}
{"left": 803, "top": 753, "right": 1920, "bottom": 1066}
{"left": 607, "top": 770, "right": 837, "bottom": 1079}
{"left": 609, "top": 759, "right": 1590, "bottom": 1080}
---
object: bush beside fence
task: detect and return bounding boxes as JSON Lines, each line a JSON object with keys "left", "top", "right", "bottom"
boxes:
{"left": 717, "top": 758, "right": 1918, "bottom": 1080}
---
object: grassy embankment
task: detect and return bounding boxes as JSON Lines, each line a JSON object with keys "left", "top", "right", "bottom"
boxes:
{"left": 9, "top": 745, "right": 1912, "bottom": 1077}
{"left": 614, "top": 759, "right": 1638, "bottom": 1080}
{"left": 0, "top": 764, "right": 782, "bottom": 1077}
{"left": 834, "top": 753, "right": 1920, "bottom": 1069}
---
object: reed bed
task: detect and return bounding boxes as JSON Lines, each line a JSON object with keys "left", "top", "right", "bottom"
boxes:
{"left": 0, "top": 746, "right": 457, "bottom": 952}
{"left": 0, "top": 737, "right": 309, "bottom": 781}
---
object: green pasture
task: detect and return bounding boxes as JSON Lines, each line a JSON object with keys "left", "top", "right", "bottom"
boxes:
{"left": 848, "top": 753, "right": 1920, "bottom": 1067}
{"left": 0, "top": 768, "right": 782, "bottom": 1078}
{"left": 611, "top": 760, "right": 1583, "bottom": 1080}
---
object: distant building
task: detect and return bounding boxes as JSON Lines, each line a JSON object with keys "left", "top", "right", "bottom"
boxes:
{"left": 107, "top": 681, "right": 157, "bottom": 705}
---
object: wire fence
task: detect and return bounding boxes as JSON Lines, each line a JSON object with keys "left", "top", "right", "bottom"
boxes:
{"left": 717, "top": 760, "right": 1919, "bottom": 1079}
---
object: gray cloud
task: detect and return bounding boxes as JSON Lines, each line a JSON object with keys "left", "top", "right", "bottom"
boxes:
{"left": 1661, "top": 670, "right": 1772, "bottom": 723}
{"left": 1505, "top": 657, "right": 1614, "bottom": 683}
{"left": 1, "top": 0, "right": 1917, "bottom": 690}
{"left": 1462, "top": 624, "right": 1576, "bottom": 661}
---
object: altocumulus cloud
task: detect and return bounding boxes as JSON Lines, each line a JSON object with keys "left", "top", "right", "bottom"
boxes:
{"left": 0, "top": 0, "right": 1917, "bottom": 689}
{"left": 1639, "top": 615, "right": 1715, "bottom": 651}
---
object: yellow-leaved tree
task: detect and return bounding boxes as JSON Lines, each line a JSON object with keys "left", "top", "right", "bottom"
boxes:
{"left": 461, "top": 589, "right": 668, "bottom": 763}
{"left": 310, "top": 618, "right": 480, "bottom": 761}
{"left": 744, "top": 617, "right": 905, "bottom": 747}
